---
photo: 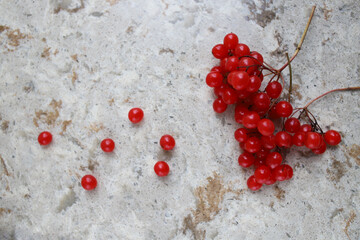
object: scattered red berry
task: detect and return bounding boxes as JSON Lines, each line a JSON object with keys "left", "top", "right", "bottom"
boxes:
{"left": 247, "top": 175, "right": 262, "bottom": 191}
{"left": 265, "top": 81, "right": 282, "bottom": 99}
{"left": 324, "top": 130, "right": 341, "bottom": 146}
{"left": 254, "top": 165, "right": 271, "bottom": 184}
{"left": 223, "top": 33, "right": 239, "bottom": 50}
{"left": 234, "top": 43, "right": 250, "bottom": 57}
{"left": 101, "top": 138, "right": 115, "bottom": 152}
{"left": 275, "top": 101, "right": 293, "bottom": 118}
{"left": 292, "top": 132, "right": 306, "bottom": 146}
{"left": 238, "top": 152, "right": 255, "bottom": 168}
{"left": 212, "top": 44, "right": 228, "bottom": 59}
{"left": 275, "top": 131, "right": 292, "bottom": 148}
{"left": 257, "top": 119, "right": 275, "bottom": 136}
{"left": 305, "top": 132, "right": 322, "bottom": 149}
{"left": 242, "top": 111, "right": 260, "bottom": 129}
{"left": 154, "top": 161, "right": 170, "bottom": 177}
{"left": 234, "top": 128, "right": 248, "bottom": 143}
{"left": 244, "top": 137, "right": 262, "bottom": 153}
{"left": 81, "top": 175, "right": 97, "bottom": 191}
{"left": 213, "top": 98, "right": 228, "bottom": 113}
{"left": 160, "top": 135, "right": 176, "bottom": 150}
{"left": 265, "top": 152, "right": 283, "bottom": 169}
{"left": 206, "top": 72, "right": 223, "bottom": 88}
{"left": 128, "top": 108, "right": 144, "bottom": 123}
{"left": 284, "top": 117, "right": 301, "bottom": 133}
{"left": 38, "top": 131, "right": 52, "bottom": 145}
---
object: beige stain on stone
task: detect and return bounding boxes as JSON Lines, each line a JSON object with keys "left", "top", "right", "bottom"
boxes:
{"left": 1, "top": 120, "right": 9, "bottom": 132}
{"left": 274, "top": 185, "right": 285, "bottom": 200}
{"left": 33, "top": 99, "right": 62, "bottom": 127}
{"left": 106, "top": 0, "right": 120, "bottom": 6}
{"left": 326, "top": 158, "right": 346, "bottom": 183}
{"left": 60, "top": 120, "right": 72, "bottom": 135}
{"left": 0, "top": 26, "right": 30, "bottom": 51}
{"left": 344, "top": 211, "right": 356, "bottom": 240}
{"left": 182, "top": 172, "right": 243, "bottom": 240}
{"left": 87, "top": 123, "right": 104, "bottom": 133}
{"left": 0, "top": 208, "right": 11, "bottom": 216}
{"left": 346, "top": 144, "right": 360, "bottom": 166}
{"left": 71, "top": 54, "right": 78, "bottom": 62}
{"left": 41, "top": 47, "right": 51, "bottom": 59}
{"left": 0, "top": 155, "right": 10, "bottom": 177}
{"left": 71, "top": 70, "right": 78, "bottom": 85}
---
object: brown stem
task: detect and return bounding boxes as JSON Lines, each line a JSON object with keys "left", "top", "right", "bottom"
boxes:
{"left": 286, "top": 53, "right": 293, "bottom": 103}
{"left": 278, "top": 6, "right": 316, "bottom": 73}
{"left": 304, "top": 87, "right": 360, "bottom": 109}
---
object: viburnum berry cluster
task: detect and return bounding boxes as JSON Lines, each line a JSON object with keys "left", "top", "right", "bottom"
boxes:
{"left": 205, "top": 7, "right": 358, "bottom": 191}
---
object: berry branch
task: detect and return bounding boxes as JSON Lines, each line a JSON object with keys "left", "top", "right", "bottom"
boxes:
{"left": 285, "top": 53, "right": 292, "bottom": 103}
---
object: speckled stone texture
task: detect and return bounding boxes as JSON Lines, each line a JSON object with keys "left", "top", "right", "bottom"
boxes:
{"left": 0, "top": 0, "right": 359, "bottom": 239}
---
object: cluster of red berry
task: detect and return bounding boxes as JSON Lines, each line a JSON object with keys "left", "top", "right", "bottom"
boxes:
{"left": 207, "top": 33, "right": 342, "bottom": 191}
{"left": 37, "top": 107, "right": 175, "bottom": 191}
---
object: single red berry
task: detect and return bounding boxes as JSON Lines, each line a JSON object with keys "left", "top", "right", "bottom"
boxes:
{"left": 238, "top": 152, "right": 255, "bottom": 168}
{"left": 225, "top": 56, "right": 239, "bottom": 72}
{"left": 275, "top": 131, "right": 292, "bottom": 148}
{"left": 101, "top": 138, "right": 115, "bottom": 152}
{"left": 292, "top": 132, "right": 306, "bottom": 146}
{"left": 212, "top": 44, "right": 228, "bottom": 59}
{"left": 246, "top": 75, "right": 261, "bottom": 93}
{"left": 257, "top": 119, "right": 275, "bottom": 136}
{"left": 312, "top": 137, "right": 327, "bottom": 154}
{"left": 206, "top": 72, "right": 223, "bottom": 88}
{"left": 283, "top": 164, "right": 293, "bottom": 180}
{"left": 253, "top": 92, "right": 270, "bottom": 110}
{"left": 213, "top": 98, "right": 228, "bottom": 113}
{"left": 268, "top": 105, "right": 280, "bottom": 119}
{"left": 234, "top": 128, "right": 248, "bottom": 143}
{"left": 236, "top": 89, "right": 252, "bottom": 100}
{"left": 238, "top": 57, "right": 256, "bottom": 75}
{"left": 247, "top": 175, "right": 262, "bottom": 191}
{"left": 234, "top": 43, "right": 250, "bottom": 57}
{"left": 234, "top": 104, "right": 249, "bottom": 124}
{"left": 324, "top": 130, "right": 341, "bottom": 146}
{"left": 273, "top": 165, "right": 288, "bottom": 181}
{"left": 265, "top": 81, "right": 283, "bottom": 99}
{"left": 242, "top": 111, "right": 260, "bottom": 129}
{"left": 305, "top": 132, "right": 322, "bottom": 149}
{"left": 299, "top": 124, "right": 312, "bottom": 133}
{"left": 231, "top": 71, "right": 250, "bottom": 90}
{"left": 261, "top": 134, "right": 276, "bottom": 150}
{"left": 81, "top": 175, "right": 97, "bottom": 191}
{"left": 254, "top": 165, "right": 271, "bottom": 184}
{"left": 223, "top": 33, "right": 239, "bottom": 50}
{"left": 213, "top": 83, "right": 227, "bottom": 97}
{"left": 254, "top": 158, "right": 266, "bottom": 169}
{"left": 284, "top": 117, "right": 301, "bottom": 133}
{"left": 265, "top": 152, "right": 283, "bottom": 169}
{"left": 244, "top": 137, "right": 262, "bottom": 153}
{"left": 160, "top": 135, "right": 176, "bottom": 150}
{"left": 222, "top": 88, "right": 238, "bottom": 105}
{"left": 211, "top": 66, "right": 223, "bottom": 73}
{"left": 128, "top": 108, "right": 144, "bottom": 123}
{"left": 38, "top": 131, "right": 52, "bottom": 145}
{"left": 250, "top": 51, "right": 264, "bottom": 65}
{"left": 275, "top": 101, "right": 293, "bottom": 118}
{"left": 154, "top": 161, "right": 170, "bottom": 177}
{"left": 256, "top": 148, "right": 270, "bottom": 161}
{"left": 220, "top": 57, "right": 227, "bottom": 70}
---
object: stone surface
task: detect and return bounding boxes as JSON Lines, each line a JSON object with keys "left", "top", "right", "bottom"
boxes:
{"left": 0, "top": 0, "right": 360, "bottom": 239}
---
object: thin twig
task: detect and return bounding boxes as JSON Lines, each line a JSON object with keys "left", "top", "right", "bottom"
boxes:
{"left": 286, "top": 53, "right": 293, "bottom": 103}
{"left": 278, "top": 6, "right": 316, "bottom": 72}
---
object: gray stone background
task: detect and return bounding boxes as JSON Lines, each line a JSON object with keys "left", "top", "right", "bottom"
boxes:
{"left": 0, "top": 0, "right": 359, "bottom": 239}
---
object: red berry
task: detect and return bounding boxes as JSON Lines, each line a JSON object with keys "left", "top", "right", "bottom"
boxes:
{"left": 312, "top": 137, "right": 327, "bottom": 154}
{"left": 213, "top": 98, "right": 228, "bottom": 113}
{"left": 256, "top": 148, "right": 270, "bottom": 160}
{"left": 154, "top": 161, "right": 170, "bottom": 177}
{"left": 225, "top": 56, "right": 239, "bottom": 72}
{"left": 211, "top": 66, "right": 223, "bottom": 73}
{"left": 234, "top": 104, "right": 249, "bottom": 124}
{"left": 299, "top": 124, "right": 312, "bottom": 133}
{"left": 284, "top": 117, "right": 301, "bottom": 133}
{"left": 283, "top": 164, "right": 293, "bottom": 180}
{"left": 222, "top": 88, "right": 238, "bottom": 105}
{"left": 236, "top": 89, "right": 251, "bottom": 100}
{"left": 324, "top": 130, "right": 341, "bottom": 146}
{"left": 246, "top": 75, "right": 261, "bottom": 93}
{"left": 275, "top": 131, "right": 292, "bottom": 148}
{"left": 254, "top": 158, "right": 266, "bottom": 169}
{"left": 253, "top": 92, "right": 270, "bottom": 110}
{"left": 224, "top": 33, "right": 239, "bottom": 49}
{"left": 101, "top": 138, "right": 115, "bottom": 152}
{"left": 244, "top": 137, "right": 262, "bottom": 153}
{"left": 231, "top": 71, "right": 250, "bottom": 90}
{"left": 128, "top": 108, "right": 144, "bottom": 123}
{"left": 234, "top": 43, "right": 250, "bottom": 57}
{"left": 265, "top": 152, "right": 282, "bottom": 169}
{"left": 268, "top": 105, "right": 280, "bottom": 119}
{"left": 212, "top": 44, "right": 228, "bottom": 59}
{"left": 160, "top": 135, "right": 176, "bottom": 150}
{"left": 273, "top": 165, "right": 288, "bottom": 181}
{"left": 234, "top": 128, "right": 248, "bottom": 143}
{"left": 238, "top": 152, "right": 255, "bottom": 168}
{"left": 247, "top": 175, "right": 262, "bottom": 191}
{"left": 275, "top": 101, "right": 293, "bottom": 117}
{"left": 81, "top": 175, "right": 97, "bottom": 190}
{"left": 305, "top": 132, "right": 322, "bottom": 149}
{"left": 38, "top": 131, "right": 52, "bottom": 145}
{"left": 265, "top": 81, "right": 283, "bottom": 99}
{"left": 250, "top": 51, "right": 264, "bottom": 65}
{"left": 242, "top": 111, "right": 260, "bottom": 129}
{"left": 254, "top": 165, "right": 271, "bottom": 184}
{"left": 206, "top": 72, "right": 223, "bottom": 88}
{"left": 292, "top": 132, "right": 306, "bottom": 146}
{"left": 257, "top": 119, "right": 275, "bottom": 136}
{"left": 213, "top": 83, "right": 227, "bottom": 97}
{"left": 264, "top": 173, "right": 276, "bottom": 185}
{"left": 261, "top": 134, "right": 276, "bottom": 150}
{"left": 238, "top": 57, "right": 256, "bottom": 75}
